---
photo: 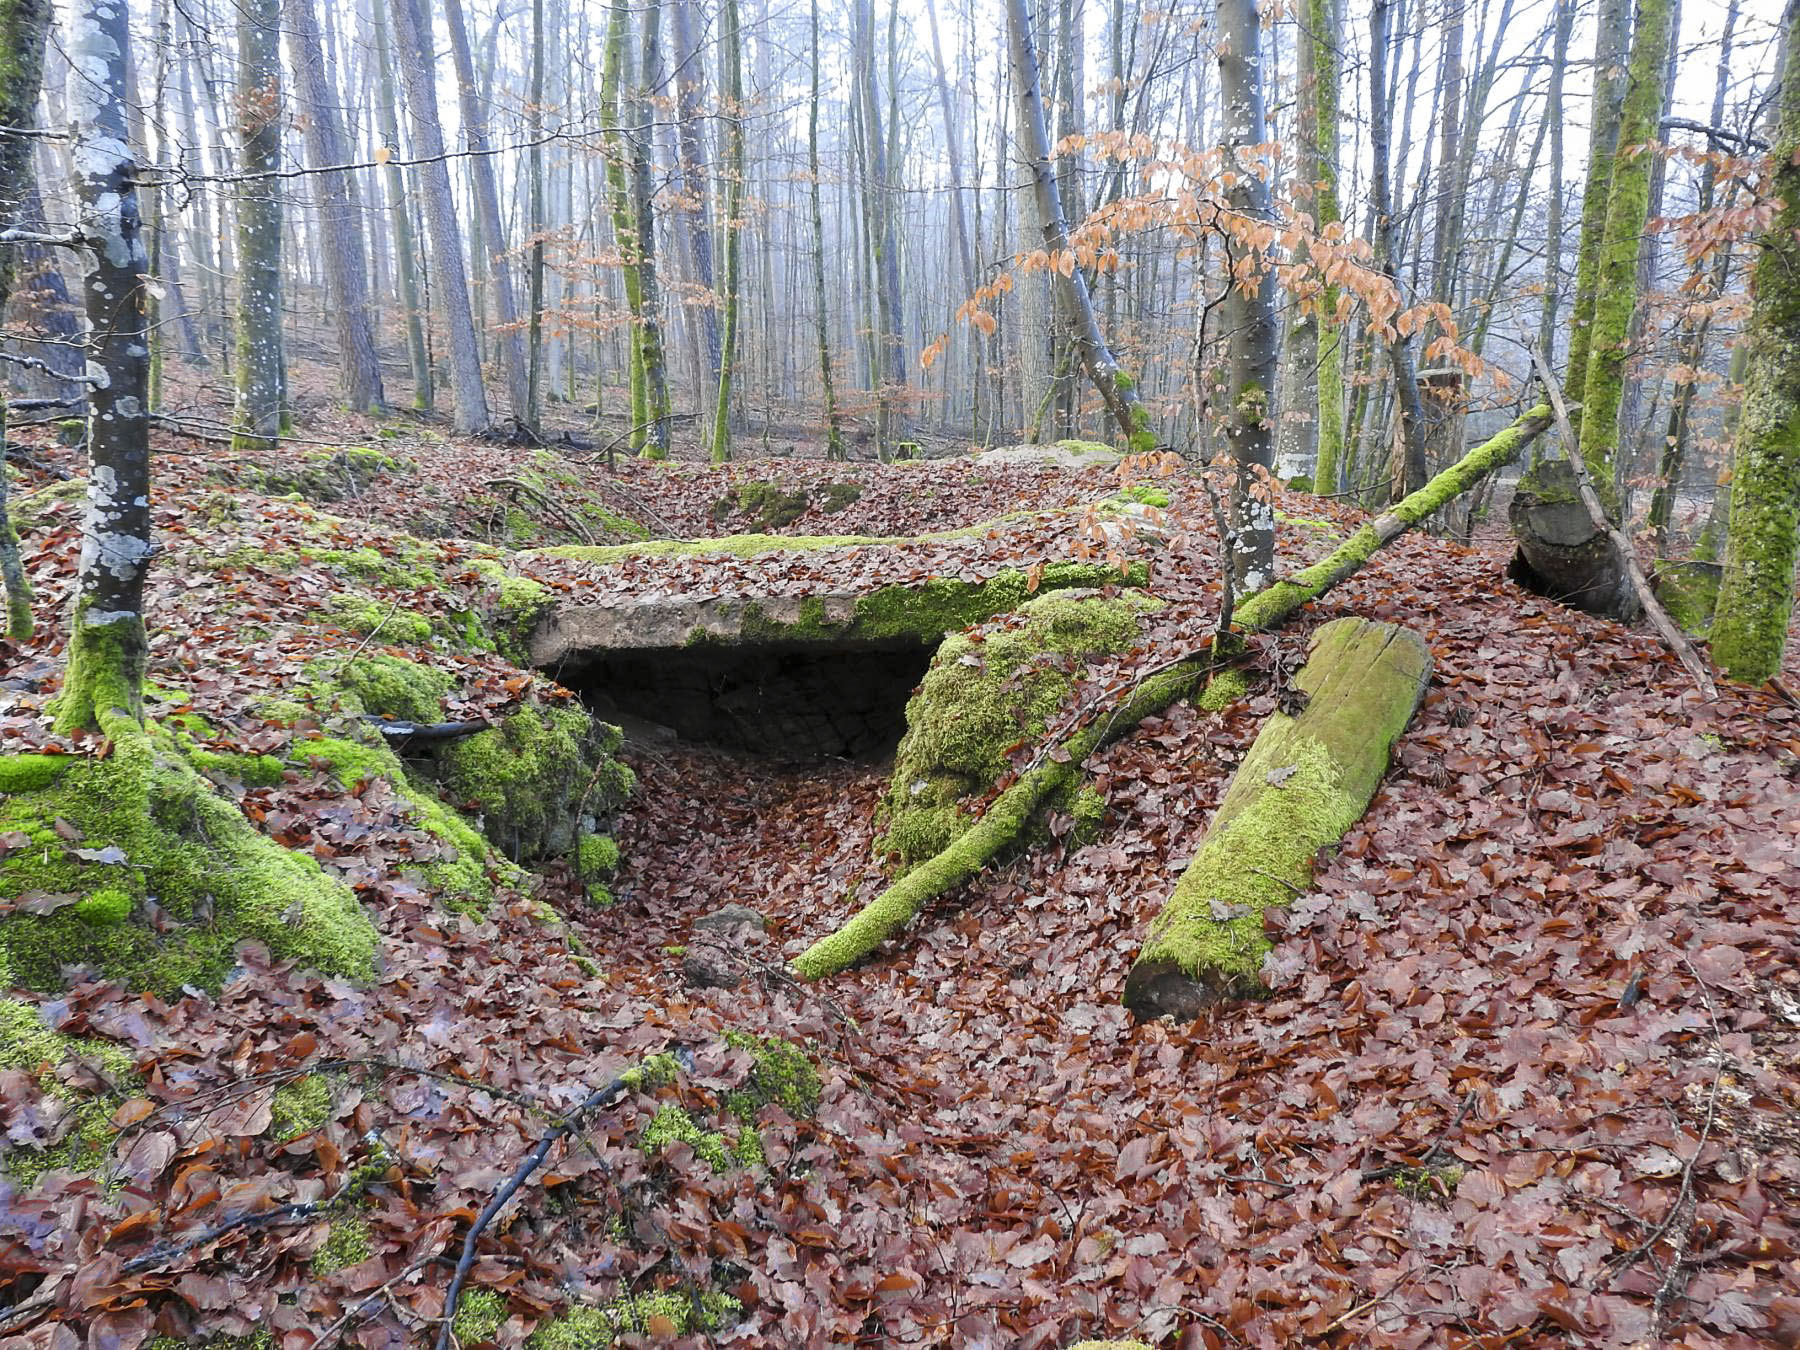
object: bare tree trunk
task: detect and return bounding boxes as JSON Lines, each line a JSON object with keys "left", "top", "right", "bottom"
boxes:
{"left": 634, "top": 0, "right": 673, "bottom": 456}
{"left": 1003, "top": 0, "right": 1152, "bottom": 451}
{"left": 0, "top": 0, "right": 51, "bottom": 640}
{"left": 285, "top": 0, "right": 386, "bottom": 413}
{"left": 232, "top": 0, "right": 285, "bottom": 453}
{"left": 709, "top": 0, "right": 745, "bottom": 462}
{"left": 670, "top": 0, "right": 720, "bottom": 384}
{"left": 387, "top": 0, "right": 489, "bottom": 433}
{"left": 809, "top": 0, "right": 845, "bottom": 460}
{"left": 442, "top": 0, "right": 531, "bottom": 426}
{"left": 370, "top": 0, "right": 431, "bottom": 410}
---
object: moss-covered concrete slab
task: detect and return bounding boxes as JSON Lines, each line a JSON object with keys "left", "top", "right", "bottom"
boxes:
{"left": 527, "top": 561, "right": 1147, "bottom": 665}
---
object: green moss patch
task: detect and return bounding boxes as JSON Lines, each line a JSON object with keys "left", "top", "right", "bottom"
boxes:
{"left": 453, "top": 1289, "right": 509, "bottom": 1344}
{"left": 879, "top": 590, "right": 1160, "bottom": 869}
{"left": 270, "top": 1073, "right": 334, "bottom": 1142}
{"left": 0, "top": 726, "right": 378, "bottom": 996}
{"left": 310, "top": 1212, "right": 373, "bottom": 1275}
{"left": 289, "top": 729, "right": 510, "bottom": 912}
{"left": 526, "top": 1290, "right": 741, "bottom": 1350}
{"left": 0, "top": 998, "right": 138, "bottom": 1187}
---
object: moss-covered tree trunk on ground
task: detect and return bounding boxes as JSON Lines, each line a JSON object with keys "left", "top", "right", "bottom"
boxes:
{"left": 231, "top": 0, "right": 285, "bottom": 454}
{"left": 1711, "top": 0, "right": 1800, "bottom": 686}
{"left": 1125, "top": 618, "right": 1431, "bottom": 1017}
{"left": 1574, "top": 0, "right": 1675, "bottom": 497}
{"left": 791, "top": 409, "right": 1552, "bottom": 981}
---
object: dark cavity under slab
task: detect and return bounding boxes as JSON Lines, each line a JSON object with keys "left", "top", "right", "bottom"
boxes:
{"left": 560, "top": 641, "right": 936, "bottom": 760}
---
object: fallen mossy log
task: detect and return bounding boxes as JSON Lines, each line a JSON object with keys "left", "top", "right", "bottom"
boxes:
{"left": 1122, "top": 618, "right": 1433, "bottom": 1018}
{"left": 788, "top": 406, "right": 1551, "bottom": 981}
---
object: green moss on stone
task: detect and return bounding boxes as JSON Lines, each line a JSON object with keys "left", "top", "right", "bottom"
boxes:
{"left": 323, "top": 595, "right": 436, "bottom": 644}
{"left": 434, "top": 701, "right": 633, "bottom": 865}
{"left": 72, "top": 887, "right": 132, "bottom": 926}
{"left": 335, "top": 653, "right": 452, "bottom": 724}
{"left": 641, "top": 1105, "right": 733, "bottom": 1172}
{"left": 1114, "top": 484, "right": 1170, "bottom": 508}
{"left": 453, "top": 1289, "right": 509, "bottom": 1344}
{"left": 879, "top": 590, "right": 1160, "bottom": 868}
{"left": 0, "top": 754, "right": 70, "bottom": 793}
{"left": 720, "top": 1031, "right": 823, "bottom": 1121}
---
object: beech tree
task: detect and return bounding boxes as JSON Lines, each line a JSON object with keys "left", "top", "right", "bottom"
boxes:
{"left": 387, "top": 0, "right": 490, "bottom": 434}
{"left": 283, "top": 0, "right": 385, "bottom": 414}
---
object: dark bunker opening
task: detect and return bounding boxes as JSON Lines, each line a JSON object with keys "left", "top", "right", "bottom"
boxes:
{"left": 558, "top": 641, "right": 937, "bottom": 760}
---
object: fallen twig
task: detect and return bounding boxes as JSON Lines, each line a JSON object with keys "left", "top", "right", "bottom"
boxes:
{"left": 433, "top": 1051, "right": 687, "bottom": 1350}
{"left": 483, "top": 475, "right": 598, "bottom": 545}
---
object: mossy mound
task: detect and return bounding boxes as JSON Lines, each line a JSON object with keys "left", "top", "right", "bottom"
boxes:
{"left": 433, "top": 695, "right": 635, "bottom": 866}
{"left": 0, "top": 997, "right": 137, "bottom": 1186}
{"left": 0, "top": 728, "right": 378, "bottom": 995}
{"left": 486, "top": 452, "right": 650, "bottom": 546}
{"left": 710, "top": 478, "right": 864, "bottom": 532}
{"left": 264, "top": 652, "right": 631, "bottom": 886}
{"left": 231, "top": 446, "right": 413, "bottom": 504}
{"left": 879, "top": 589, "right": 1160, "bottom": 869}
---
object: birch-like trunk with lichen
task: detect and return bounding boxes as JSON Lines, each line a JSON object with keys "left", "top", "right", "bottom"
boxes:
{"left": 1216, "top": 0, "right": 1279, "bottom": 590}
{"left": 54, "top": 0, "right": 153, "bottom": 732}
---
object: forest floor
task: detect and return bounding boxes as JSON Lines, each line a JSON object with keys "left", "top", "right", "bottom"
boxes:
{"left": 1, "top": 378, "right": 1798, "bottom": 1348}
